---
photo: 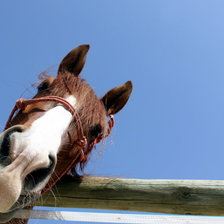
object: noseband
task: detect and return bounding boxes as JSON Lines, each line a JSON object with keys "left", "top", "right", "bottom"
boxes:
{"left": 4, "top": 96, "right": 114, "bottom": 194}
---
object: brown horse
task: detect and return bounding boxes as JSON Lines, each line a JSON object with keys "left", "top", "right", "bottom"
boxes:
{"left": 0, "top": 45, "right": 132, "bottom": 222}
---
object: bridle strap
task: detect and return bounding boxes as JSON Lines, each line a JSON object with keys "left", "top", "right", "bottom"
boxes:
{"left": 4, "top": 96, "right": 86, "bottom": 147}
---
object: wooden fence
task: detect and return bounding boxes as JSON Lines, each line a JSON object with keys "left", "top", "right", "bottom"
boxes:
{"left": 32, "top": 176, "right": 224, "bottom": 216}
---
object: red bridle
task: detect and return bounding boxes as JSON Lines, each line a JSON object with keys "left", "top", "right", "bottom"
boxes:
{"left": 4, "top": 96, "right": 114, "bottom": 194}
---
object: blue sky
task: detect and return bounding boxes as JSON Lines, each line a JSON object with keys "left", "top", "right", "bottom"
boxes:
{"left": 1, "top": 0, "right": 224, "bottom": 223}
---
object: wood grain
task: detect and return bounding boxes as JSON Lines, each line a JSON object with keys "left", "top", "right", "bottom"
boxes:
{"left": 35, "top": 176, "right": 224, "bottom": 216}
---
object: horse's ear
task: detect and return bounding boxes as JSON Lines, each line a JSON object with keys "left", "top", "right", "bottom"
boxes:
{"left": 101, "top": 81, "right": 133, "bottom": 115}
{"left": 58, "top": 44, "right": 90, "bottom": 76}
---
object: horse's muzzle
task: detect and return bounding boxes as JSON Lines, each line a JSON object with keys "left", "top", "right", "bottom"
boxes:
{"left": 0, "top": 125, "right": 54, "bottom": 213}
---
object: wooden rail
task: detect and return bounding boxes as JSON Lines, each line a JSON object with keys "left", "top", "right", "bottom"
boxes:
{"left": 36, "top": 176, "right": 224, "bottom": 216}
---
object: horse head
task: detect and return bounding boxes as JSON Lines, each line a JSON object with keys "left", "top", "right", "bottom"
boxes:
{"left": 0, "top": 45, "right": 132, "bottom": 220}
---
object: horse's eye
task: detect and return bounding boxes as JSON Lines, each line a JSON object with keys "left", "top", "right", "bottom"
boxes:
{"left": 37, "top": 80, "right": 50, "bottom": 92}
{"left": 89, "top": 124, "right": 102, "bottom": 139}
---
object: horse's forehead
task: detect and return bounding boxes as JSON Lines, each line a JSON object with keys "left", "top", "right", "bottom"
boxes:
{"left": 18, "top": 74, "right": 107, "bottom": 132}
{"left": 47, "top": 75, "right": 94, "bottom": 99}
{"left": 50, "top": 74, "right": 106, "bottom": 118}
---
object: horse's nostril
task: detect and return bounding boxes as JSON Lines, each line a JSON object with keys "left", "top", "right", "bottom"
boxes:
{"left": 23, "top": 155, "right": 55, "bottom": 191}
{"left": 48, "top": 154, "right": 56, "bottom": 168}
{"left": 1, "top": 134, "right": 11, "bottom": 157}
{"left": 0, "top": 126, "right": 25, "bottom": 166}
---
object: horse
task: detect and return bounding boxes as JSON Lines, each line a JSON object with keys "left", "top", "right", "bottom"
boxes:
{"left": 0, "top": 44, "right": 132, "bottom": 223}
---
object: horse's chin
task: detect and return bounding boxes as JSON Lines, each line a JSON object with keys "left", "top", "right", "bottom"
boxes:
{"left": 0, "top": 210, "right": 18, "bottom": 223}
{"left": 0, "top": 193, "right": 40, "bottom": 223}
{"left": 0, "top": 192, "right": 40, "bottom": 223}
{"left": 0, "top": 164, "right": 45, "bottom": 213}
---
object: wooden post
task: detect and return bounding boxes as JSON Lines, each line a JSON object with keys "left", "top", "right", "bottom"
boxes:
{"left": 36, "top": 176, "right": 224, "bottom": 216}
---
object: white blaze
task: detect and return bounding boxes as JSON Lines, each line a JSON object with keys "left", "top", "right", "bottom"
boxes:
{"left": 0, "top": 96, "right": 77, "bottom": 213}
